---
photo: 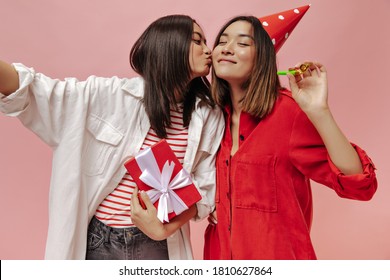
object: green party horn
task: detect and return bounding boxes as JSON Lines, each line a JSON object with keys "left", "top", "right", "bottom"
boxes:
{"left": 277, "top": 63, "right": 312, "bottom": 75}
{"left": 277, "top": 70, "right": 297, "bottom": 75}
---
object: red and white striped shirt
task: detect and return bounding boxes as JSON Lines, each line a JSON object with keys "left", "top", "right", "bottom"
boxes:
{"left": 95, "top": 108, "right": 188, "bottom": 227}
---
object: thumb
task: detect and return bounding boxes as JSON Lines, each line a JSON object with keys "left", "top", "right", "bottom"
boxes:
{"left": 287, "top": 73, "right": 302, "bottom": 100}
{"left": 131, "top": 186, "right": 142, "bottom": 209}
{"left": 287, "top": 73, "right": 299, "bottom": 93}
{"left": 139, "top": 190, "right": 155, "bottom": 211}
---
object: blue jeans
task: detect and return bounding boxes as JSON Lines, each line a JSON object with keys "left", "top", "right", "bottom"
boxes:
{"left": 86, "top": 216, "right": 169, "bottom": 260}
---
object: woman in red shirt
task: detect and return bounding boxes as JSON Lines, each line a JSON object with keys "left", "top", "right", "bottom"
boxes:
{"left": 204, "top": 16, "right": 377, "bottom": 260}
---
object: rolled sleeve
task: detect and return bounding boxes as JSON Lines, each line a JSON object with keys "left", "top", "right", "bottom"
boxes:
{"left": 192, "top": 169, "right": 216, "bottom": 221}
{"left": 0, "top": 63, "right": 35, "bottom": 116}
{"left": 290, "top": 108, "right": 378, "bottom": 202}
{"left": 328, "top": 143, "right": 377, "bottom": 201}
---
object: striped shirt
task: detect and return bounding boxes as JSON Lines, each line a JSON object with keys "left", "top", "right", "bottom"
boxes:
{"left": 95, "top": 108, "right": 188, "bottom": 228}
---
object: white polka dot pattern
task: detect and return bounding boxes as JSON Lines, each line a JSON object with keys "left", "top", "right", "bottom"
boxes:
{"left": 258, "top": 5, "right": 310, "bottom": 52}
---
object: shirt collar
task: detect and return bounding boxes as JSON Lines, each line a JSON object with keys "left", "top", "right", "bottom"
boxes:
{"left": 223, "top": 104, "right": 261, "bottom": 145}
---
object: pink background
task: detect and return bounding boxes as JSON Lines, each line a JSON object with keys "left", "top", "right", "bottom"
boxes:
{"left": 1, "top": 0, "right": 389, "bottom": 260}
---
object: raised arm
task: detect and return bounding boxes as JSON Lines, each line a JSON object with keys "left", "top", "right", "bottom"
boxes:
{"left": 0, "top": 61, "right": 19, "bottom": 95}
{"left": 288, "top": 61, "right": 363, "bottom": 175}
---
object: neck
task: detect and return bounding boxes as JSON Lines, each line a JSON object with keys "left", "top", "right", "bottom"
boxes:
{"left": 229, "top": 83, "right": 246, "bottom": 115}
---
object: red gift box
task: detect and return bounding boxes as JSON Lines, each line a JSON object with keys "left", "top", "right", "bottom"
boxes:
{"left": 124, "top": 139, "right": 201, "bottom": 223}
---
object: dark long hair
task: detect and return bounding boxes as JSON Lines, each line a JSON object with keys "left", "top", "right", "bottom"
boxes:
{"left": 130, "top": 15, "right": 214, "bottom": 138}
{"left": 212, "top": 16, "right": 281, "bottom": 118}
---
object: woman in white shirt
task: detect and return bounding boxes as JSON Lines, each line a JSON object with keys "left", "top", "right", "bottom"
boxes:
{"left": 0, "top": 14, "right": 224, "bottom": 260}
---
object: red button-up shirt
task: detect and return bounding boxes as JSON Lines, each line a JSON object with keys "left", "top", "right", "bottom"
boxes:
{"left": 204, "top": 90, "right": 377, "bottom": 259}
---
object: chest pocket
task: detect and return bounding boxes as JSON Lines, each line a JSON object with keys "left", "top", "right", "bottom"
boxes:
{"left": 234, "top": 155, "right": 277, "bottom": 212}
{"left": 82, "top": 114, "right": 124, "bottom": 176}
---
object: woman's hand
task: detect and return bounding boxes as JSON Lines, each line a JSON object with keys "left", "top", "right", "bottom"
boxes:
{"left": 207, "top": 209, "right": 218, "bottom": 225}
{"left": 131, "top": 187, "right": 168, "bottom": 240}
{"left": 0, "top": 61, "right": 19, "bottom": 96}
{"left": 287, "top": 62, "right": 329, "bottom": 118}
{"left": 131, "top": 187, "right": 198, "bottom": 240}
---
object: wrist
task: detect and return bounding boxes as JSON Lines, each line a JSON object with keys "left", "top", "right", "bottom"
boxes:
{"left": 304, "top": 107, "right": 332, "bottom": 124}
{"left": 150, "top": 225, "right": 168, "bottom": 241}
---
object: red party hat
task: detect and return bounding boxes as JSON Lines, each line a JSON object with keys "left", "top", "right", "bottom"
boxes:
{"left": 259, "top": 5, "right": 310, "bottom": 53}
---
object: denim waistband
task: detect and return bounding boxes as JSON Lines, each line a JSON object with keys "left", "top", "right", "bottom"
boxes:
{"left": 89, "top": 216, "right": 145, "bottom": 244}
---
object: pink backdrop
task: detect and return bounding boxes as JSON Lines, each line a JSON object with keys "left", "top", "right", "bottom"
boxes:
{"left": 1, "top": 0, "right": 389, "bottom": 260}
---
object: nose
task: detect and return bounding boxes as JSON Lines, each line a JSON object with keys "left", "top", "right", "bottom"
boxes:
{"left": 204, "top": 45, "right": 211, "bottom": 55}
{"left": 221, "top": 42, "right": 233, "bottom": 55}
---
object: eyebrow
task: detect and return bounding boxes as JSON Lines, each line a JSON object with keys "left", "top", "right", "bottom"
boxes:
{"left": 220, "top": 33, "right": 254, "bottom": 40}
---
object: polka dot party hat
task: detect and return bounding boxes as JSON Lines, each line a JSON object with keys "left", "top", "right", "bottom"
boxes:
{"left": 259, "top": 5, "right": 310, "bottom": 53}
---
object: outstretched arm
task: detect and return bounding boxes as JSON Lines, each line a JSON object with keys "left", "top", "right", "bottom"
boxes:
{"left": 288, "top": 61, "right": 363, "bottom": 175}
{"left": 0, "top": 61, "right": 19, "bottom": 95}
{"left": 130, "top": 187, "right": 197, "bottom": 240}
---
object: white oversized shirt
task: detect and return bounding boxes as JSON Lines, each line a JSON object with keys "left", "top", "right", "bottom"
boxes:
{"left": 0, "top": 63, "right": 224, "bottom": 259}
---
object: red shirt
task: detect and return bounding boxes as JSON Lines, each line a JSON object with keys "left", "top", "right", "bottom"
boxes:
{"left": 204, "top": 90, "right": 377, "bottom": 259}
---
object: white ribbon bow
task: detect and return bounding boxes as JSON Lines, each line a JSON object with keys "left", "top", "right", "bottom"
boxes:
{"left": 136, "top": 147, "right": 192, "bottom": 223}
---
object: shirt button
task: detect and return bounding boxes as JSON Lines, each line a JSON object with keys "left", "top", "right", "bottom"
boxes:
{"left": 239, "top": 134, "right": 245, "bottom": 141}
{"left": 225, "top": 160, "right": 229, "bottom": 166}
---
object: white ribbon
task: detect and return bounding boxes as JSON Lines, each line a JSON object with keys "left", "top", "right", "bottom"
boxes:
{"left": 136, "top": 147, "right": 192, "bottom": 223}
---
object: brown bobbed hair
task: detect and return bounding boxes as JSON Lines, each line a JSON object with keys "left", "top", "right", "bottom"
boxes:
{"left": 130, "top": 15, "right": 214, "bottom": 138}
{"left": 211, "top": 15, "right": 281, "bottom": 118}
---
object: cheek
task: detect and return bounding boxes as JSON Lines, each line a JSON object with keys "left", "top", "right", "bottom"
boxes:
{"left": 192, "top": 50, "right": 203, "bottom": 65}
{"left": 189, "top": 59, "right": 195, "bottom": 72}
{"left": 211, "top": 49, "right": 221, "bottom": 67}
{"left": 237, "top": 49, "right": 252, "bottom": 62}
{"left": 240, "top": 53, "right": 255, "bottom": 70}
{"left": 212, "top": 47, "right": 221, "bottom": 59}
